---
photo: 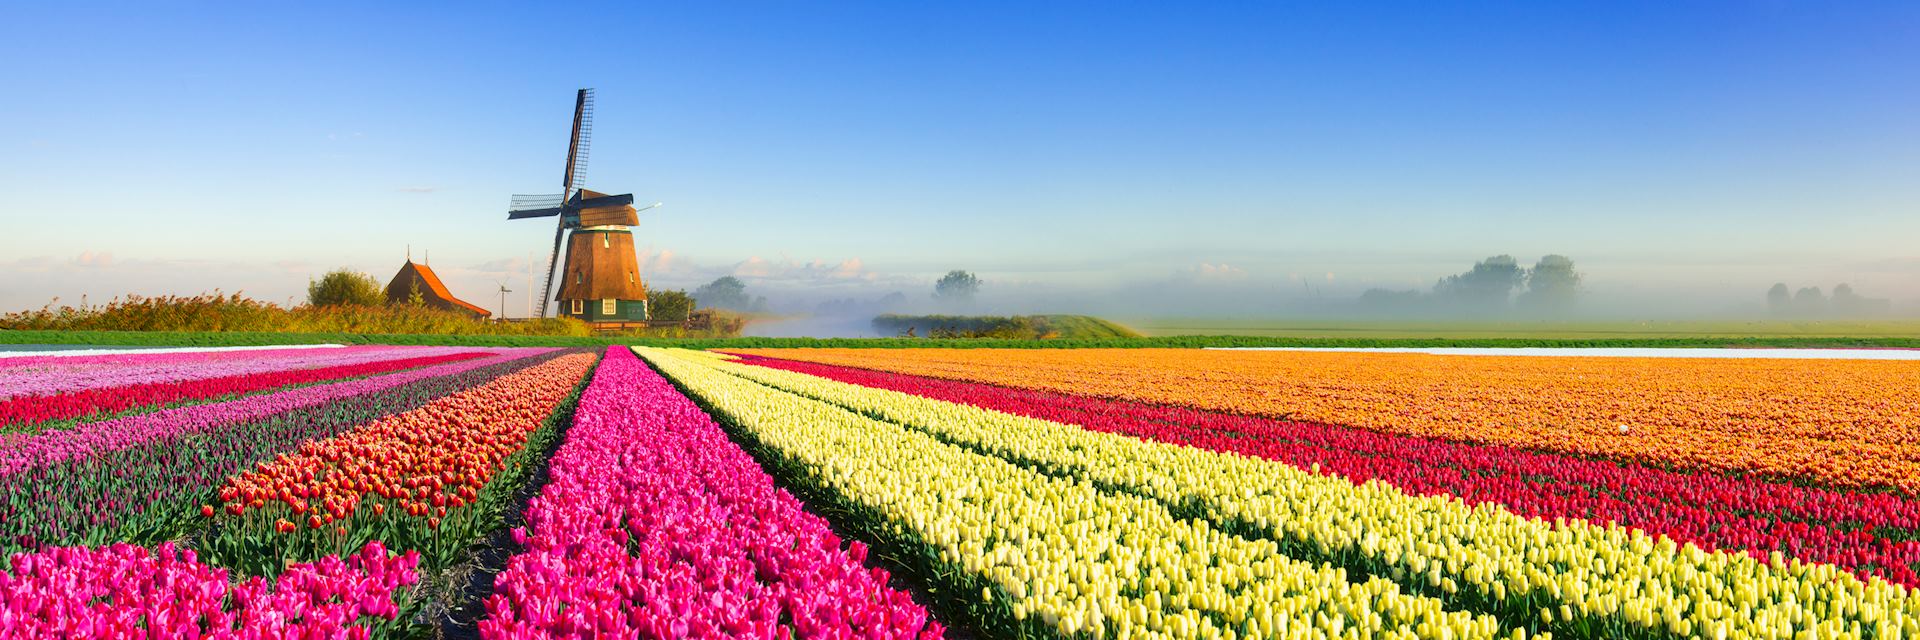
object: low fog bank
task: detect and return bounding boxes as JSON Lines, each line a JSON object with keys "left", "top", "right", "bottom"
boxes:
{"left": 10, "top": 253, "right": 1912, "bottom": 339}
{"left": 729, "top": 255, "right": 1920, "bottom": 338}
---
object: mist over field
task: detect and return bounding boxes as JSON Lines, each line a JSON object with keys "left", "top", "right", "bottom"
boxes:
{"left": 7, "top": 248, "right": 1915, "bottom": 337}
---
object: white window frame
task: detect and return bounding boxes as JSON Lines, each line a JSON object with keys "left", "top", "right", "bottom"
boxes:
{"left": 602, "top": 299, "right": 617, "bottom": 315}
{"left": 570, "top": 299, "right": 583, "bottom": 315}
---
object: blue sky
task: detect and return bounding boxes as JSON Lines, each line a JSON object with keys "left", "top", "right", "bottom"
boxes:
{"left": 2, "top": 1, "right": 1916, "bottom": 317}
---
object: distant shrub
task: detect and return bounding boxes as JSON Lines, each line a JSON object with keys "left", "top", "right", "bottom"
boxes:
{"left": 648, "top": 289, "right": 695, "bottom": 322}
{"left": 307, "top": 269, "right": 384, "bottom": 307}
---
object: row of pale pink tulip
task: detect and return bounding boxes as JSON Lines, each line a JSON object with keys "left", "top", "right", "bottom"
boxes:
{"left": 480, "top": 347, "right": 943, "bottom": 639}
{"left": 0, "top": 345, "right": 468, "bottom": 400}
{"left": 0, "top": 540, "right": 418, "bottom": 637}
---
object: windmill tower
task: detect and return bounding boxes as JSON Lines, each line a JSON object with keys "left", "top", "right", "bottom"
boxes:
{"left": 508, "top": 89, "right": 662, "bottom": 321}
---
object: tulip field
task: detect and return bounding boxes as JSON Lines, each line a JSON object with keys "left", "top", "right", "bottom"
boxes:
{"left": 5, "top": 343, "right": 1920, "bottom": 638}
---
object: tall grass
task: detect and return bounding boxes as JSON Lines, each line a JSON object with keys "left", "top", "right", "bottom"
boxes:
{"left": 1, "top": 293, "right": 592, "bottom": 336}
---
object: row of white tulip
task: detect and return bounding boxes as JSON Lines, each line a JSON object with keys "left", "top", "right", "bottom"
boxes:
{"left": 702, "top": 350, "right": 1920, "bottom": 640}
{"left": 638, "top": 347, "right": 1521, "bottom": 640}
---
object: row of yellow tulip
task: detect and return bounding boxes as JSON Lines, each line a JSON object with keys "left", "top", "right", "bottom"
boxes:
{"left": 726, "top": 348, "right": 1920, "bottom": 494}
{"left": 638, "top": 348, "right": 1517, "bottom": 640}
{"left": 704, "top": 351, "right": 1920, "bottom": 640}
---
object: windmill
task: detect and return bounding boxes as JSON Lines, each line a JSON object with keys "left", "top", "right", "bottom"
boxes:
{"left": 508, "top": 88, "right": 663, "bottom": 320}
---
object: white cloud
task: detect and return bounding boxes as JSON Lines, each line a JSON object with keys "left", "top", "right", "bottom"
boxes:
{"left": 73, "top": 251, "right": 113, "bottom": 268}
{"left": 731, "top": 256, "right": 876, "bottom": 283}
{"left": 637, "top": 247, "right": 698, "bottom": 277}
{"left": 1174, "top": 262, "right": 1248, "bottom": 283}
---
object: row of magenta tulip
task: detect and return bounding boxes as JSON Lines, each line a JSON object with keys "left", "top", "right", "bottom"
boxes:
{"left": 481, "top": 347, "right": 943, "bottom": 639}
{"left": 202, "top": 351, "right": 599, "bottom": 577}
{"left": 0, "top": 349, "right": 493, "bottom": 431}
{"left": 640, "top": 348, "right": 1518, "bottom": 640}
{"left": 710, "top": 352, "right": 1920, "bottom": 640}
{"left": 739, "top": 355, "right": 1920, "bottom": 589}
{"left": 0, "top": 541, "right": 419, "bottom": 637}
{"left": 1, "top": 349, "right": 566, "bottom": 557}
{"left": 0, "top": 345, "right": 447, "bottom": 400}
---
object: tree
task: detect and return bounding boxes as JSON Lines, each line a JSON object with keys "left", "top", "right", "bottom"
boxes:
{"left": 649, "top": 289, "right": 695, "bottom": 321}
{"left": 1517, "top": 255, "right": 1582, "bottom": 312}
{"left": 1766, "top": 283, "right": 1791, "bottom": 316}
{"left": 1793, "top": 286, "right": 1826, "bottom": 315}
{"left": 1831, "top": 283, "right": 1878, "bottom": 316}
{"left": 1432, "top": 255, "right": 1525, "bottom": 311}
{"left": 1355, "top": 288, "right": 1422, "bottom": 315}
{"left": 933, "top": 270, "right": 981, "bottom": 304}
{"left": 307, "top": 269, "right": 383, "bottom": 307}
{"left": 692, "top": 276, "right": 752, "bottom": 311}
{"left": 405, "top": 278, "right": 425, "bottom": 306}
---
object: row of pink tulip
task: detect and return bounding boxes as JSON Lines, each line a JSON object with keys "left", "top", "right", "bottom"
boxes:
{"left": 0, "top": 345, "right": 356, "bottom": 369}
{"left": 480, "top": 347, "right": 943, "bottom": 639}
{"left": 0, "top": 345, "right": 462, "bottom": 400}
{"left": 0, "top": 541, "right": 418, "bottom": 637}
{"left": 739, "top": 354, "right": 1920, "bottom": 588}
{"left": 0, "top": 348, "right": 555, "bottom": 477}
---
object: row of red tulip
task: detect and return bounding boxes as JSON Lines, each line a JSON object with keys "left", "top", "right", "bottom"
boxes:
{"left": 480, "top": 347, "right": 943, "bottom": 639}
{"left": 207, "top": 352, "right": 598, "bottom": 575}
{"left": 739, "top": 354, "right": 1920, "bottom": 588}
{"left": 0, "top": 350, "right": 491, "bottom": 430}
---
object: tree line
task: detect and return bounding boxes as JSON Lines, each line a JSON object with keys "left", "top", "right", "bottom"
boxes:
{"left": 1765, "top": 283, "right": 1890, "bottom": 317}
{"left": 1358, "top": 255, "right": 1582, "bottom": 315}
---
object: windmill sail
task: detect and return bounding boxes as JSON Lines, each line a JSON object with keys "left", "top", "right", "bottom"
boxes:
{"left": 506, "top": 194, "right": 566, "bottom": 219}
{"left": 562, "top": 89, "right": 593, "bottom": 199}
{"left": 533, "top": 89, "right": 593, "bottom": 318}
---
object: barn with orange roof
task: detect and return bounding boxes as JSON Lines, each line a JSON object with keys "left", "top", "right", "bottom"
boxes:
{"left": 384, "top": 260, "right": 491, "bottom": 318}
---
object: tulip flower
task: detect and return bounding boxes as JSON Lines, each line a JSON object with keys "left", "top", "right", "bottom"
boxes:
{"left": 1, "top": 348, "right": 564, "bottom": 557}
{"left": 0, "top": 540, "right": 417, "bottom": 637}
{"left": 725, "top": 347, "right": 1920, "bottom": 495}
{"left": 638, "top": 347, "right": 1520, "bottom": 640}
{"left": 680, "top": 347, "right": 1920, "bottom": 640}
{"left": 0, "top": 346, "right": 496, "bottom": 430}
{"left": 480, "top": 347, "right": 942, "bottom": 639}
{"left": 738, "top": 353, "right": 1920, "bottom": 588}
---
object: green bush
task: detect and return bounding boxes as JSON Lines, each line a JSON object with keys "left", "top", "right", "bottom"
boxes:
{"left": 648, "top": 289, "right": 695, "bottom": 322}
{"left": 307, "top": 269, "right": 385, "bottom": 307}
